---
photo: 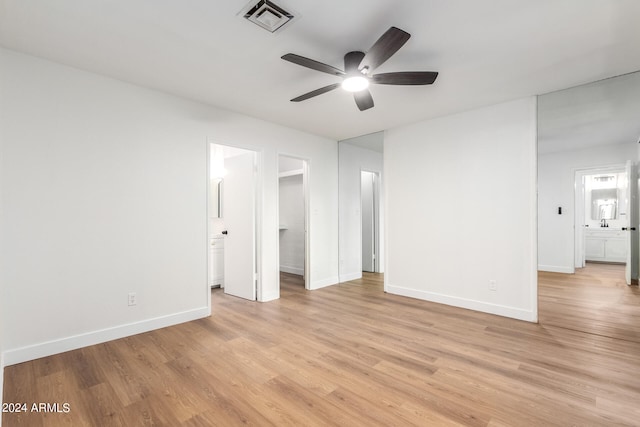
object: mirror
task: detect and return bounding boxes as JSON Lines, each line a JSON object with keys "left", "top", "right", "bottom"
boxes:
{"left": 590, "top": 188, "right": 618, "bottom": 220}
{"left": 210, "top": 178, "right": 223, "bottom": 218}
{"left": 537, "top": 70, "right": 640, "bottom": 270}
{"left": 338, "top": 132, "right": 385, "bottom": 278}
{"left": 585, "top": 172, "right": 625, "bottom": 221}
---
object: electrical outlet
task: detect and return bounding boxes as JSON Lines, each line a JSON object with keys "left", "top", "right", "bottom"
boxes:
{"left": 128, "top": 292, "right": 137, "bottom": 306}
{"left": 489, "top": 280, "right": 497, "bottom": 291}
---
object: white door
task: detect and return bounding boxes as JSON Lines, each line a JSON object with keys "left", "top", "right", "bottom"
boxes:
{"left": 361, "top": 171, "right": 375, "bottom": 272}
{"left": 223, "top": 151, "right": 256, "bottom": 300}
{"left": 574, "top": 173, "right": 586, "bottom": 269}
{"left": 625, "top": 160, "right": 638, "bottom": 285}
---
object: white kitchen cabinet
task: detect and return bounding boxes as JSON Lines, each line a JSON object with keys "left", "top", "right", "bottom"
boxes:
{"left": 209, "top": 237, "right": 224, "bottom": 287}
{"left": 584, "top": 229, "right": 626, "bottom": 263}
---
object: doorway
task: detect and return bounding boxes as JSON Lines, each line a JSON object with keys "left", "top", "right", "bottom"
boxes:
{"left": 278, "top": 155, "right": 309, "bottom": 290}
{"left": 209, "top": 143, "right": 259, "bottom": 301}
{"left": 574, "top": 163, "right": 638, "bottom": 284}
{"left": 361, "top": 170, "right": 381, "bottom": 273}
{"left": 361, "top": 171, "right": 378, "bottom": 273}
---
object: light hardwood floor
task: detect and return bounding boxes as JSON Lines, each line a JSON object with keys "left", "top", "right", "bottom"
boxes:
{"left": 3, "top": 265, "right": 640, "bottom": 426}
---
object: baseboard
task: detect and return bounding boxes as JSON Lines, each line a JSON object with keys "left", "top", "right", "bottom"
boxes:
{"left": 339, "top": 271, "right": 362, "bottom": 283}
{"left": 386, "top": 284, "right": 537, "bottom": 322}
{"left": 309, "top": 276, "right": 339, "bottom": 290}
{"left": 279, "top": 265, "right": 304, "bottom": 276}
{"left": 3, "top": 307, "right": 210, "bottom": 366}
{"left": 538, "top": 265, "right": 574, "bottom": 274}
{"left": 209, "top": 279, "right": 224, "bottom": 287}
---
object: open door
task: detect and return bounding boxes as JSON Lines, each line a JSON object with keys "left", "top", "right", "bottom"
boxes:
{"left": 223, "top": 151, "right": 256, "bottom": 300}
{"left": 574, "top": 172, "right": 586, "bottom": 269}
{"left": 624, "top": 160, "right": 638, "bottom": 285}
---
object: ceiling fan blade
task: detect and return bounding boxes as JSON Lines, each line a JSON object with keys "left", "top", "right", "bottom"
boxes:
{"left": 358, "top": 27, "right": 411, "bottom": 73}
{"left": 371, "top": 71, "right": 439, "bottom": 85}
{"left": 282, "top": 53, "right": 345, "bottom": 76}
{"left": 291, "top": 83, "right": 341, "bottom": 102}
{"left": 353, "top": 89, "right": 374, "bottom": 111}
{"left": 344, "top": 51, "right": 365, "bottom": 73}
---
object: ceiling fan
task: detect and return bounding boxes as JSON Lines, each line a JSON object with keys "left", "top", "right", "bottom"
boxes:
{"left": 281, "top": 26, "right": 438, "bottom": 111}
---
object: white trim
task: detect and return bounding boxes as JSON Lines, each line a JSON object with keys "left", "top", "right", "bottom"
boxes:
{"left": 255, "top": 147, "right": 265, "bottom": 301}
{"left": 573, "top": 163, "right": 628, "bottom": 175}
{"left": 3, "top": 307, "right": 210, "bottom": 366}
{"left": 538, "top": 264, "right": 574, "bottom": 274}
{"left": 279, "top": 265, "right": 304, "bottom": 276}
{"left": 206, "top": 141, "right": 213, "bottom": 314}
{"left": 382, "top": 130, "right": 389, "bottom": 291}
{"left": 252, "top": 149, "right": 260, "bottom": 301}
{"left": 309, "top": 276, "right": 339, "bottom": 290}
{"left": 386, "top": 284, "right": 537, "bottom": 323}
{"left": 278, "top": 169, "right": 303, "bottom": 178}
{"left": 303, "top": 159, "right": 310, "bottom": 290}
{"left": 339, "top": 271, "right": 362, "bottom": 282}
{"left": 574, "top": 171, "right": 586, "bottom": 269}
{"left": 530, "top": 96, "right": 539, "bottom": 323}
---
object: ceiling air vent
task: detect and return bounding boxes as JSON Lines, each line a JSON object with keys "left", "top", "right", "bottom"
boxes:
{"left": 241, "top": 0, "right": 295, "bottom": 33}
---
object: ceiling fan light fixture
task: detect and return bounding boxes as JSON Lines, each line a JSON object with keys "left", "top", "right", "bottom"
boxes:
{"left": 342, "top": 76, "right": 369, "bottom": 92}
{"left": 281, "top": 27, "right": 438, "bottom": 110}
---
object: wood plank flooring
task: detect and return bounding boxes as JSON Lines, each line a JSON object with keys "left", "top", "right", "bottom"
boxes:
{"left": 4, "top": 265, "right": 640, "bottom": 426}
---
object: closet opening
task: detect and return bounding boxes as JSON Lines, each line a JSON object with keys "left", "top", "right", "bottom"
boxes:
{"left": 278, "top": 155, "right": 309, "bottom": 290}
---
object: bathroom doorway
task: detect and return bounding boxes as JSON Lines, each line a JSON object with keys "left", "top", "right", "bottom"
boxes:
{"left": 278, "top": 155, "right": 309, "bottom": 290}
{"left": 574, "top": 162, "right": 638, "bottom": 284}
{"left": 209, "top": 143, "right": 260, "bottom": 300}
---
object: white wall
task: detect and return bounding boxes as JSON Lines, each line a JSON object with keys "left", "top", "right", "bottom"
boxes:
{"left": 279, "top": 174, "right": 305, "bottom": 275}
{"left": 338, "top": 136, "right": 384, "bottom": 281}
{"left": 385, "top": 98, "right": 538, "bottom": 322}
{"left": 0, "top": 48, "right": 339, "bottom": 365}
{"left": 538, "top": 143, "right": 637, "bottom": 272}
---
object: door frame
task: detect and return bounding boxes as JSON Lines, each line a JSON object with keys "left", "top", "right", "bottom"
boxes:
{"left": 276, "top": 153, "right": 310, "bottom": 290}
{"left": 573, "top": 163, "right": 626, "bottom": 271}
{"left": 625, "top": 159, "right": 638, "bottom": 284}
{"left": 361, "top": 168, "right": 382, "bottom": 274}
{"left": 206, "top": 139, "right": 263, "bottom": 308}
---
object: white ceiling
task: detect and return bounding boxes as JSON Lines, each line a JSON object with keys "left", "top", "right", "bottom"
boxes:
{"left": 341, "top": 132, "right": 384, "bottom": 153}
{"left": 538, "top": 71, "right": 640, "bottom": 154}
{"left": 1, "top": 0, "right": 640, "bottom": 141}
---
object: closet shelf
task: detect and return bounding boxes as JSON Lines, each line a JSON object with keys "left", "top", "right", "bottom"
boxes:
{"left": 278, "top": 169, "right": 303, "bottom": 178}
